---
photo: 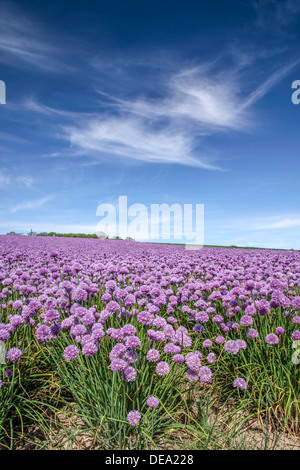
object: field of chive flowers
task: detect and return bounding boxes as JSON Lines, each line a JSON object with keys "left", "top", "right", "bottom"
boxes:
{"left": 0, "top": 235, "right": 299, "bottom": 450}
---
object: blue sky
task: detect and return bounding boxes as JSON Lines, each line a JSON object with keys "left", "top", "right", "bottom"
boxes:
{"left": 0, "top": 0, "right": 300, "bottom": 248}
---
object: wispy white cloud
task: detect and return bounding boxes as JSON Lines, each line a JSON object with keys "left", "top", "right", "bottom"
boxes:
{"left": 62, "top": 57, "right": 298, "bottom": 168}
{"left": 10, "top": 196, "right": 53, "bottom": 213}
{"left": 66, "top": 117, "right": 220, "bottom": 169}
{"left": 96, "top": 64, "right": 250, "bottom": 131}
{"left": 0, "top": 6, "right": 67, "bottom": 71}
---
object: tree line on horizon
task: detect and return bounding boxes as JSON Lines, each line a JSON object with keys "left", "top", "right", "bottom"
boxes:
{"left": 5, "top": 230, "right": 135, "bottom": 241}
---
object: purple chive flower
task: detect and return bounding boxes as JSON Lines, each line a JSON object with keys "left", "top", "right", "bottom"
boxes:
{"left": 292, "top": 316, "right": 300, "bottom": 324}
{"left": 0, "top": 328, "right": 9, "bottom": 341}
{"left": 203, "top": 339, "right": 213, "bottom": 348}
{"left": 124, "top": 335, "right": 141, "bottom": 350}
{"left": 5, "top": 369, "right": 12, "bottom": 378}
{"left": 137, "top": 311, "right": 154, "bottom": 326}
{"left": 164, "top": 343, "right": 181, "bottom": 354}
{"left": 110, "top": 358, "right": 127, "bottom": 371}
{"left": 167, "top": 316, "right": 177, "bottom": 324}
{"left": 265, "top": 333, "right": 279, "bottom": 345}
{"left": 109, "top": 343, "right": 127, "bottom": 360}
{"left": 146, "top": 349, "right": 160, "bottom": 362}
{"left": 207, "top": 352, "right": 216, "bottom": 364}
{"left": 195, "top": 312, "right": 209, "bottom": 323}
{"left": 173, "top": 354, "right": 185, "bottom": 363}
{"left": 215, "top": 335, "right": 225, "bottom": 344}
{"left": 185, "top": 353, "right": 201, "bottom": 371}
{"left": 156, "top": 361, "right": 170, "bottom": 376}
{"left": 233, "top": 378, "right": 247, "bottom": 390}
{"left": 121, "top": 324, "right": 137, "bottom": 336}
{"left": 146, "top": 396, "right": 159, "bottom": 408}
{"left": 198, "top": 366, "right": 212, "bottom": 383}
{"left": 6, "top": 347, "right": 22, "bottom": 362}
{"left": 292, "top": 330, "right": 300, "bottom": 341}
{"left": 63, "top": 345, "right": 79, "bottom": 360}
{"left": 0, "top": 379, "right": 2, "bottom": 390}
{"left": 240, "top": 315, "right": 253, "bottom": 327}
{"left": 82, "top": 341, "right": 98, "bottom": 356}
{"left": 35, "top": 325, "right": 51, "bottom": 343}
{"left": 275, "top": 327, "right": 285, "bottom": 336}
{"left": 121, "top": 347, "right": 137, "bottom": 362}
{"left": 224, "top": 340, "right": 240, "bottom": 355}
{"left": 193, "top": 324, "right": 205, "bottom": 334}
{"left": 236, "top": 339, "right": 247, "bottom": 350}
{"left": 127, "top": 410, "right": 141, "bottom": 426}
{"left": 123, "top": 366, "right": 137, "bottom": 382}
{"left": 212, "top": 315, "right": 223, "bottom": 324}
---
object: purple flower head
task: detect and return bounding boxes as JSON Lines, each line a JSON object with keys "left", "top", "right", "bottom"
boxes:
{"left": 121, "top": 324, "right": 137, "bottom": 336}
{"left": 164, "top": 343, "right": 181, "bottom": 354}
{"left": 35, "top": 325, "right": 51, "bottom": 343}
{"left": 233, "top": 378, "right": 247, "bottom": 390}
{"left": 63, "top": 345, "right": 79, "bottom": 360}
{"left": 6, "top": 347, "right": 22, "bottom": 363}
{"left": 146, "top": 396, "right": 159, "bottom": 408}
{"left": 146, "top": 349, "right": 160, "bottom": 362}
{"left": 240, "top": 315, "right": 253, "bottom": 327}
{"left": 167, "top": 316, "right": 177, "bottom": 324}
{"left": 275, "top": 327, "right": 285, "bottom": 336}
{"left": 265, "top": 333, "right": 279, "bottom": 345}
{"left": 212, "top": 315, "right": 223, "bottom": 324}
{"left": 203, "top": 339, "right": 213, "bottom": 348}
{"left": 110, "top": 358, "right": 127, "bottom": 371}
{"left": 70, "top": 324, "right": 87, "bottom": 337}
{"left": 185, "top": 353, "right": 201, "bottom": 371}
{"left": 82, "top": 341, "right": 98, "bottom": 356}
{"left": 195, "top": 312, "right": 209, "bottom": 323}
{"left": 109, "top": 343, "right": 127, "bottom": 360}
{"left": 292, "top": 330, "right": 300, "bottom": 341}
{"left": 124, "top": 335, "right": 141, "bottom": 350}
{"left": 207, "top": 352, "right": 216, "bottom": 364}
{"left": 0, "top": 328, "right": 9, "bottom": 341}
{"left": 224, "top": 340, "right": 240, "bottom": 355}
{"left": 127, "top": 410, "right": 141, "bottom": 426}
{"left": 137, "top": 311, "right": 154, "bottom": 326}
{"left": 124, "top": 350, "right": 138, "bottom": 364}
{"left": 156, "top": 361, "right": 170, "bottom": 376}
{"left": 215, "top": 335, "right": 225, "bottom": 344}
{"left": 123, "top": 365, "right": 137, "bottom": 382}
{"left": 198, "top": 366, "right": 212, "bottom": 383}
{"left": 193, "top": 324, "right": 205, "bottom": 334}
{"left": 236, "top": 339, "right": 247, "bottom": 350}
{"left": 173, "top": 354, "right": 185, "bottom": 363}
